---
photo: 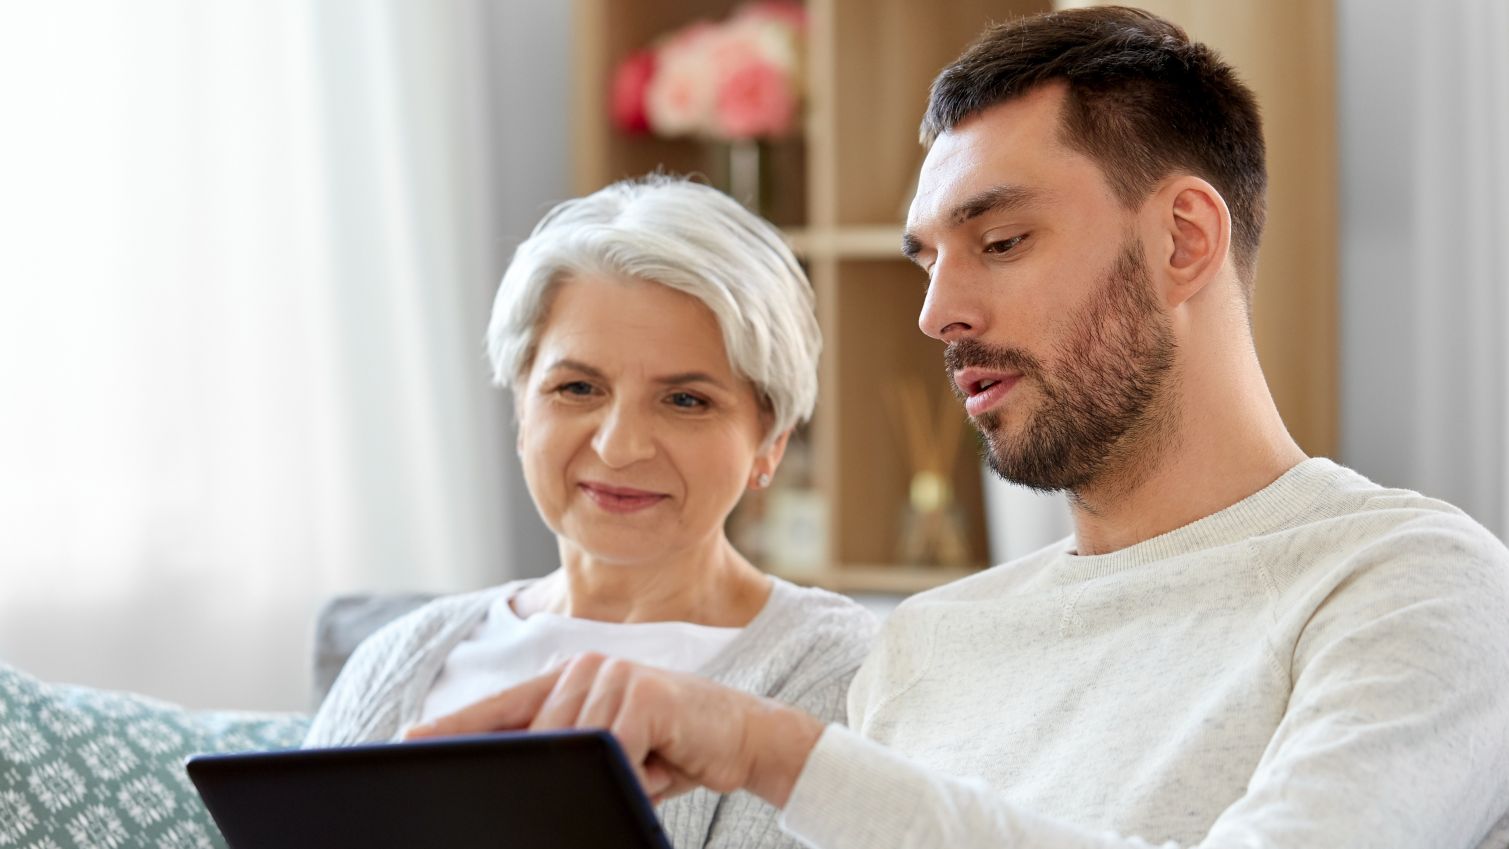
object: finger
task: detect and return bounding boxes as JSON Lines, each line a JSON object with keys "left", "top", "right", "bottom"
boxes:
{"left": 529, "top": 652, "right": 608, "bottom": 732}
{"left": 610, "top": 671, "right": 702, "bottom": 801}
{"left": 642, "top": 755, "right": 674, "bottom": 802}
{"left": 646, "top": 758, "right": 706, "bottom": 805}
{"left": 403, "top": 666, "right": 563, "bottom": 740}
{"left": 568, "top": 667, "right": 665, "bottom": 795}
{"left": 575, "top": 657, "right": 632, "bottom": 731}
{"left": 615, "top": 672, "right": 766, "bottom": 796}
{"left": 606, "top": 672, "right": 665, "bottom": 774}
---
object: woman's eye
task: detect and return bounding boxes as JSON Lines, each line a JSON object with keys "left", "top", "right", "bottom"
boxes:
{"left": 667, "top": 392, "right": 707, "bottom": 409}
{"left": 985, "top": 234, "right": 1026, "bottom": 255}
{"left": 556, "top": 381, "right": 596, "bottom": 397}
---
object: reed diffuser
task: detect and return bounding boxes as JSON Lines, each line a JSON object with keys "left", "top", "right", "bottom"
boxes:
{"left": 887, "top": 376, "right": 973, "bottom": 567}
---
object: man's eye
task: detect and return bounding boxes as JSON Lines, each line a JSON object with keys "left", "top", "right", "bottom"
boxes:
{"left": 668, "top": 392, "right": 707, "bottom": 409}
{"left": 985, "top": 235, "right": 1026, "bottom": 254}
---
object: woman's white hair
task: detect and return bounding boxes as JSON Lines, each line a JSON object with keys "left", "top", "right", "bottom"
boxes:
{"left": 486, "top": 175, "right": 821, "bottom": 441}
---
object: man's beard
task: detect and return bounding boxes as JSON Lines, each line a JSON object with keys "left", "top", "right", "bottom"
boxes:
{"left": 944, "top": 240, "right": 1178, "bottom": 495}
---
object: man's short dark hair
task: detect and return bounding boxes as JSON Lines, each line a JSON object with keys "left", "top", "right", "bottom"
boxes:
{"left": 922, "top": 6, "right": 1267, "bottom": 297}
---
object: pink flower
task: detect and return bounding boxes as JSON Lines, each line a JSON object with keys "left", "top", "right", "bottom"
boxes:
{"left": 715, "top": 58, "right": 798, "bottom": 138}
{"left": 611, "top": 49, "right": 658, "bottom": 134}
{"left": 645, "top": 23, "right": 719, "bottom": 136}
{"left": 721, "top": 11, "right": 800, "bottom": 76}
{"left": 639, "top": 4, "right": 805, "bottom": 140}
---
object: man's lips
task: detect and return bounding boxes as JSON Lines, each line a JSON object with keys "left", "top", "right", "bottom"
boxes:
{"left": 578, "top": 481, "right": 669, "bottom": 514}
{"left": 953, "top": 367, "right": 1023, "bottom": 417}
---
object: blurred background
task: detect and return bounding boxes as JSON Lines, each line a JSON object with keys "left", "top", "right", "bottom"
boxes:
{"left": 0, "top": 0, "right": 1503, "bottom": 712}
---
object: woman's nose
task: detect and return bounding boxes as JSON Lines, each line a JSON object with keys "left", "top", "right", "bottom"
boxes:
{"left": 918, "top": 253, "right": 984, "bottom": 342}
{"left": 591, "top": 402, "right": 656, "bottom": 468}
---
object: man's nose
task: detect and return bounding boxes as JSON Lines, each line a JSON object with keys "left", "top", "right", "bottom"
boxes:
{"left": 918, "top": 251, "right": 985, "bottom": 342}
{"left": 591, "top": 401, "right": 657, "bottom": 468}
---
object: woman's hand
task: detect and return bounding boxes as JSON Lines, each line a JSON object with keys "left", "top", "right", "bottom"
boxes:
{"left": 403, "top": 653, "right": 825, "bottom": 806}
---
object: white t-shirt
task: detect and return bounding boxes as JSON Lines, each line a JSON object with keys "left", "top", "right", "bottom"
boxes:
{"left": 418, "top": 585, "right": 742, "bottom": 724}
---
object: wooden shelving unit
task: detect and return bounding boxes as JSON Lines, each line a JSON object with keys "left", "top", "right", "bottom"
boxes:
{"left": 572, "top": 0, "right": 1338, "bottom": 595}
{"left": 572, "top": 0, "right": 1047, "bottom": 594}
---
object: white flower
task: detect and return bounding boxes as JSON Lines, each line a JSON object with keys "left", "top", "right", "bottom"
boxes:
{"left": 159, "top": 821, "right": 216, "bottom": 849}
{"left": 0, "top": 721, "right": 50, "bottom": 763}
{"left": 645, "top": 23, "right": 720, "bottom": 137}
{"left": 78, "top": 736, "right": 139, "bottom": 782}
{"left": 26, "top": 761, "right": 88, "bottom": 813}
{"left": 0, "top": 790, "right": 39, "bottom": 844}
{"left": 66, "top": 805, "right": 128, "bottom": 849}
{"left": 126, "top": 717, "right": 185, "bottom": 755}
{"left": 117, "top": 775, "right": 177, "bottom": 826}
{"left": 39, "top": 703, "right": 96, "bottom": 740}
{"left": 723, "top": 13, "right": 800, "bottom": 77}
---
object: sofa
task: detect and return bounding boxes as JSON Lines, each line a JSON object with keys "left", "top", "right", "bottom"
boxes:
{"left": 0, "top": 593, "right": 435, "bottom": 849}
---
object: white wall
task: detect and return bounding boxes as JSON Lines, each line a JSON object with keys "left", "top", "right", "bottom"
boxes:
{"left": 0, "top": 0, "right": 568, "bottom": 712}
{"left": 1337, "top": 0, "right": 1508, "bottom": 540}
{"left": 476, "top": 0, "right": 570, "bottom": 578}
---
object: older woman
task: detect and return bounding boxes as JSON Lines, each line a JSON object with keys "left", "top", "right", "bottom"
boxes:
{"left": 305, "top": 175, "right": 876, "bottom": 849}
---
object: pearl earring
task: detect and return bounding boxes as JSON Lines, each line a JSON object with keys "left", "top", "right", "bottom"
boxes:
{"left": 757, "top": 473, "right": 771, "bottom": 488}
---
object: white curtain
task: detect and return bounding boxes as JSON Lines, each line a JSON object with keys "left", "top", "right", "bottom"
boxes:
{"left": 1339, "top": 0, "right": 1509, "bottom": 541}
{"left": 0, "top": 1, "right": 565, "bottom": 710}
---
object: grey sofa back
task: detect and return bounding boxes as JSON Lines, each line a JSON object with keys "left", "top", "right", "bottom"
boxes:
{"left": 311, "top": 593, "right": 436, "bottom": 709}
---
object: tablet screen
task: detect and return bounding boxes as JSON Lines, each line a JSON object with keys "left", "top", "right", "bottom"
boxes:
{"left": 187, "top": 730, "right": 672, "bottom": 849}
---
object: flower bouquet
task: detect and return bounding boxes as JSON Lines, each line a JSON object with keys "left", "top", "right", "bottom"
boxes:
{"left": 610, "top": 1, "right": 807, "bottom": 213}
{"left": 612, "top": 1, "right": 806, "bottom": 141}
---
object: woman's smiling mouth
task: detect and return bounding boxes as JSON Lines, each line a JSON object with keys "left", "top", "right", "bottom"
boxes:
{"left": 578, "top": 481, "right": 670, "bottom": 514}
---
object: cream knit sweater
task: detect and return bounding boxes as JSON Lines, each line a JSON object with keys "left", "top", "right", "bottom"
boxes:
{"left": 307, "top": 576, "right": 877, "bottom": 849}
{"left": 784, "top": 459, "right": 1509, "bottom": 848}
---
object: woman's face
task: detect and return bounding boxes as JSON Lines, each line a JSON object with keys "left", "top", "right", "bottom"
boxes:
{"left": 516, "top": 274, "right": 785, "bottom": 566}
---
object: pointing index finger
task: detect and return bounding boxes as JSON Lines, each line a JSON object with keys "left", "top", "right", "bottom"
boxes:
{"left": 403, "top": 666, "right": 565, "bottom": 740}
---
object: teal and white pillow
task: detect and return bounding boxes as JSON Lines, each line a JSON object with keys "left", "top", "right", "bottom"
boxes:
{"left": 0, "top": 662, "right": 309, "bottom": 848}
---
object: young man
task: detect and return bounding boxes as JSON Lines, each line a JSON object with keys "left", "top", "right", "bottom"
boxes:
{"left": 412, "top": 8, "right": 1509, "bottom": 847}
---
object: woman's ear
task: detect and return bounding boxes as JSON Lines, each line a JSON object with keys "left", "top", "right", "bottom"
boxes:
{"left": 1150, "top": 176, "right": 1231, "bottom": 309}
{"left": 750, "top": 429, "right": 792, "bottom": 489}
{"left": 510, "top": 380, "right": 528, "bottom": 455}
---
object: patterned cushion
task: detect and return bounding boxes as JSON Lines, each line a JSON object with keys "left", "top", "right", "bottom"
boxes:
{"left": 0, "top": 662, "right": 310, "bottom": 848}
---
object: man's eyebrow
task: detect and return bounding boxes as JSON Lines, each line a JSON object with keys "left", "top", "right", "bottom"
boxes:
{"left": 901, "top": 184, "right": 1045, "bottom": 263}
{"left": 948, "top": 184, "right": 1044, "bottom": 226}
{"left": 901, "top": 233, "right": 924, "bottom": 261}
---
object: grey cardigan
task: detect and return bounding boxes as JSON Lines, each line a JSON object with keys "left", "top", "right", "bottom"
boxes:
{"left": 305, "top": 576, "right": 878, "bottom": 849}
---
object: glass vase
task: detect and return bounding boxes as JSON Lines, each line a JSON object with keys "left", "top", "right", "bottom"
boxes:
{"left": 715, "top": 138, "right": 767, "bottom": 216}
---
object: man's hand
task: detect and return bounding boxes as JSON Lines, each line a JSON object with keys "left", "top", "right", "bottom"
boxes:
{"left": 403, "top": 653, "right": 826, "bottom": 806}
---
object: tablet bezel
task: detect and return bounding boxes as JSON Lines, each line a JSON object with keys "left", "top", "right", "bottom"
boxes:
{"left": 186, "top": 729, "right": 673, "bottom": 849}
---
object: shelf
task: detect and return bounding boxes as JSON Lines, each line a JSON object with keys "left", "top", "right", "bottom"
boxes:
{"left": 574, "top": 0, "right": 1338, "bottom": 602}
{"left": 784, "top": 225, "right": 906, "bottom": 260}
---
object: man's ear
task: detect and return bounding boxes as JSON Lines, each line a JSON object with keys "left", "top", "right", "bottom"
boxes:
{"left": 1148, "top": 176, "right": 1231, "bottom": 309}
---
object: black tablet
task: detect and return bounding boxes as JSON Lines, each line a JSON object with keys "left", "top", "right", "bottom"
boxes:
{"left": 186, "top": 730, "right": 673, "bottom": 849}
